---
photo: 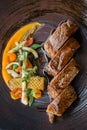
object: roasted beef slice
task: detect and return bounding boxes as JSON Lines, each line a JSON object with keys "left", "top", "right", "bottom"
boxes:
{"left": 44, "top": 19, "right": 78, "bottom": 58}
{"left": 47, "top": 86, "right": 77, "bottom": 116}
{"left": 48, "top": 58, "right": 80, "bottom": 98}
{"left": 46, "top": 37, "right": 80, "bottom": 76}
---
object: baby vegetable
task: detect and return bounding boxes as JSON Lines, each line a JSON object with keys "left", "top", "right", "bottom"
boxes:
{"left": 26, "top": 88, "right": 42, "bottom": 106}
{"left": 27, "top": 76, "right": 44, "bottom": 90}
{"left": 8, "top": 76, "right": 44, "bottom": 91}
{"left": 6, "top": 62, "right": 19, "bottom": 69}
{"left": 26, "top": 60, "right": 32, "bottom": 68}
{"left": 13, "top": 58, "right": 19, "bottom": 70}
{"left": 22, "top": 66, "right": 38, "bottom": 82}
{"left": 32, "top": 89, "right": 42, "bottom": 99}
{"left": 7, "top": 69, "right": 21, "bottom": 78}
{"left": 15, "top": 66, "right": 22, "bottom": 73}
{"left": 20, "top": 24, "right": 43, "bottom": 41}
{"left": 10, "top": 88, "right": 22, "bottom": 100}
{"left": 21, "top": 51, "right": 28, "bottom": 105}
{"left": 22, "top": 47, "right": 38, "bottom": 59}
{"left": 8, "top": 53, "right": 17, "bottom": 62}
{"left": 8, "top": 78, "right": 21, "bottom": 90}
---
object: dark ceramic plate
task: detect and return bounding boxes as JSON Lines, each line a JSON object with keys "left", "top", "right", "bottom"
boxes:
{"left": 0, "top": 0, "right": 87, "bottom": 130}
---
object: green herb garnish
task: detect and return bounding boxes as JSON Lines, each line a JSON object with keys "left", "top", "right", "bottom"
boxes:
{"left": 30, "top": 44, "right": 42, "bottom": 49}
{"left": 26, "top": 88, "right": 35, "bottom": 106}
{"left": 29, "top": 95, "right": 34, "bottom": 106}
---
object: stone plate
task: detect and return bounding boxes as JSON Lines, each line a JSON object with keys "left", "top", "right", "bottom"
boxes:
{"left": 0, "top": 0, "right": 87, "bottom": 130}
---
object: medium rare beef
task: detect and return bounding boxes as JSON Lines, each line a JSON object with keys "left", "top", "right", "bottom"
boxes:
{"left": 48, "top": 58, "right": 80, "bottom": 98}
{"left": 44, "top": 19, "right": 78, "bottom": 58}
{"left": 45, "top": 37, "right": 80, "bottom": 76}
{"left": 46, "top": 86, "right": 77, "bottom": 116}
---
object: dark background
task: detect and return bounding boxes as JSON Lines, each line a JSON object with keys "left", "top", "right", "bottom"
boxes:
{"left": 0, "top": 0, "right": 87, "bottom": 130}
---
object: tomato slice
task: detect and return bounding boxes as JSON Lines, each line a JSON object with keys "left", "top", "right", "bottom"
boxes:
{"left": 25, "top": 37, "right": 34, "bottom": 47}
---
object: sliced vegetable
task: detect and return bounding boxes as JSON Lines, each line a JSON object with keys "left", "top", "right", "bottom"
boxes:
{"left": 15, "top": 66, "right": 22, "bottom": 73}
{"left": 10, "top": 88, "right": 22, "bottom": 100}
{"left": 8, "top": 78, "right": 21, "bottom": 90}
{"left": 32, "top": 89, "right": 42, "bottom": 99}
{"left": 26, "top": 60, "right": 32, "bottom": 68}
{"left": 6, "top": 62, "right": 19, "bottom": 69}
{"left": 7, "top": 69, "right": 21, "bottom": 78}
{"left": 26, "top": 88, "right": 32, "bottom": 95}
{"left": 22, "top": 47, "right": 38, "bottom": 59}
{"left": 8, "top": 53, "right": 17, "bottom": 62}
{"left": 25, "top": 37, "right": 34, "bottom": 47}
{"left": 26, "top": 88, "right": 34, "bottom": 106}
{"left": 26, "top": 88, "right": 42, "bottom": 106}
{"left": 30, "top": 44, "right": 42, "bottom": 49}
{"left": 15, "top": 60, "right": 32, "bottom": 73}
{"left": 27, "top": 76, "right": 44, "bottom": 90}
{"left": 13, "top": 58, "right": 19, "bottom": 70}
{"left": 21, "top": 52, "right": 28, "bottom": 105}
{"left": 20, "top": 24, "right": 44, "bottom": 41}
{"left": 18, "top": 53, "right": 24, "bottom": 61}
{"left": 8, "top": 76, "right": 44, "bottom": 91}
{"left": 8, "top": 41, "right": 27, "bottom": 53}
{"left": 21, "top": 81, "right": 28, "bottom": 105}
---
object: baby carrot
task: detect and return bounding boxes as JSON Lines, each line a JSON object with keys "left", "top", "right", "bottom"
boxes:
{"left": 32, "top": 89, "right": 42, "bottom": 99}
{"left": 8, "top": 53, "right": 17, "bottom": 62}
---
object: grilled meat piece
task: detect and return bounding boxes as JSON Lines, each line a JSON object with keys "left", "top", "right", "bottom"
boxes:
{"left": 47, "top": 113, "right": 55, "bottom": 124}
{"left": 46, "top": 86, "right": 77, "bottom": 116}
{"left": 45, "top": 37, "right": 80, "bottom": 76}
{"left": 44, "top": 19, "right": 78, "bottom": 58}
{"left": 48, "top": 85, "right": 63, "bottom": 99}
{"left": 48, "top": 58, "right": 80, "bottom": 98}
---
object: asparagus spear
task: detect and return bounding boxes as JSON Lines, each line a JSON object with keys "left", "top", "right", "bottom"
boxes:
{"left": 21, "top": 51, "right": 28, "bottom": 105}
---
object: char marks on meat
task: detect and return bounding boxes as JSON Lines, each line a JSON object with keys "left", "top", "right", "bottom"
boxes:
{"left": 47, "top": 86, "right": 77, "bottom": 116}
{"left": 44, "top": 19, "right": 78, "bottom": 58}
{"left": 46, "top": 37, "right": 80, "bottom": 76}
{"left": 44, "top": 19, "right": 80, "bottom": 123}
{"left": 47, "top": 58, "right": 79, "bottom": 99}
